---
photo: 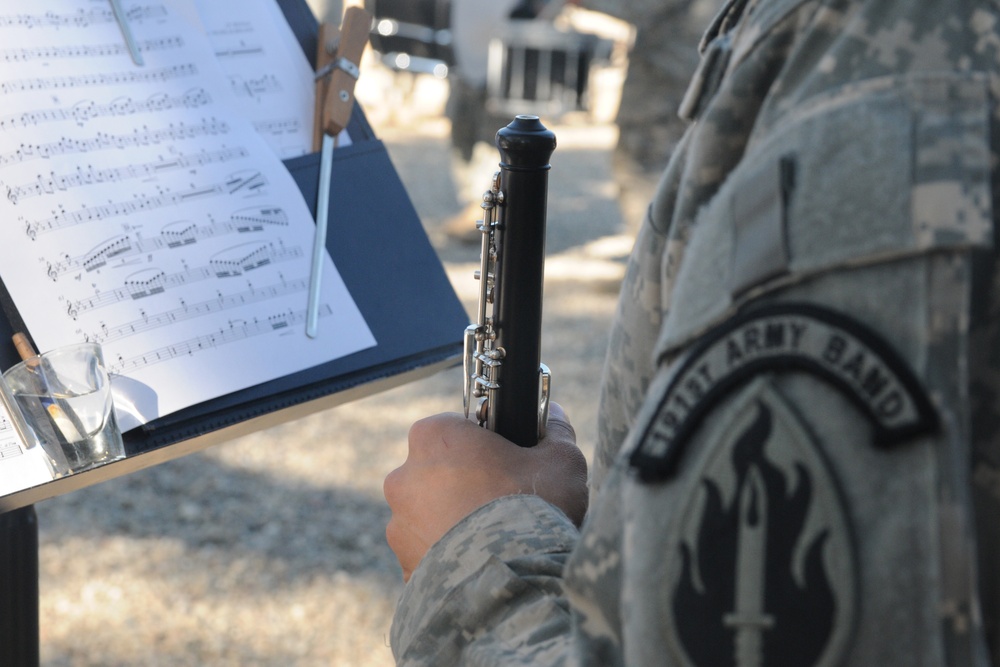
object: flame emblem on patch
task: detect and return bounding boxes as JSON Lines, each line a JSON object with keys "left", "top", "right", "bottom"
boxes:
{"left": 664, "top": 379, "right": 856, "bottom": 667}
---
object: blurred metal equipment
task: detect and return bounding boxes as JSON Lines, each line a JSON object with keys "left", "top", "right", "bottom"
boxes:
{"left": 486, "top": 20, "right": 613, "bottom": 118}
{"left": 365, "top": 0, "right": 453, "bottom": 77}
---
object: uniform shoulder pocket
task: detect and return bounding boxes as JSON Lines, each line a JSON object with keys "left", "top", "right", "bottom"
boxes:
{"left": 658, "top": 72, "right": 994, "bottom": 358}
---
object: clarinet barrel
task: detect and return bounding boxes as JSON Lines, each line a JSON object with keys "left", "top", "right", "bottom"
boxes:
{"left": 492, "top": 116, "right": 556, "bottom": 447}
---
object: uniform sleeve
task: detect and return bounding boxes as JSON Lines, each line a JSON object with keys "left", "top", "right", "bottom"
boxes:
{"left": 390, "top": 494, "right": 580, "bottom": 666}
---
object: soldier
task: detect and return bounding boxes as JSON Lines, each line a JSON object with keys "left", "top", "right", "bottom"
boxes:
{"left": 385, "top": 0, "right": 1000, "bottom": 665}
{"left": 444, "top": 0, "right": 563, "bottom": 243}
{"left": 579, "top": 0, "right": 723, "bottom": 232}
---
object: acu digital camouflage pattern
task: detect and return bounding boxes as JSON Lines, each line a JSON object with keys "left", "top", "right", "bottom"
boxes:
{"left": 391, "top": 0, "right": 1000, "bottom": 665}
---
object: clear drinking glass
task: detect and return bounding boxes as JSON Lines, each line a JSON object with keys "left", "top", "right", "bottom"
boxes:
{"left": 3, "top": 342, "right": 124, "bottom": 477}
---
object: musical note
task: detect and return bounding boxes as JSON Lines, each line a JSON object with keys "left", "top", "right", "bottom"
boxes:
{"left": 0, "top": 64, "right": 197, "bottom": 95}
{"left": 0, "top": 117, "right": 230, "bottom": 166}
{"left": 253, "top": 118, "right": 301, "bottom": 137}
{"left": 66, "top": 244, "right": 303, "bottom": 316}
{"left": 107, "top": 304, "right": 332, "bottom": 375}
{"left": 88, "top": 276, "right": 308, "bottom": 344}
{"left": 44, "top": 206, "right": 290, "bottom": 278}
{"left": 196, "top": 0, "right": 316, "bottom": 155}
{"left": 161, "top": 221, "right": 198, "bottom": 248}
{"left": 125, "top": 268, "right": 168, "bottom": 299}
{"left": 6, "top": 146, "right": 247, "bottom": 204}
{"left": 210, "top": 241, "right": 278, "bottom": 276}
{"left": 225, "top": 170, "right": 265, "bottom": 195}
{"left": 27, "top": 170, "right": 269, "bottom": 237}
{"left": 82, "top": 234, "right": 133, "bottom": 272}
{"left": 0, "top": 36, "right": 183, "bottom": 63}
{"left": 230, "top": 74, "right": 282, "bottom": 99}
{"left": 214, "top": 43, "right": 266, "bottom": 59}
{"left": 231, "top": 205, "right": 288, "bottom": 230}
{"left": 0, "top": 6, "right": 167, "bottom": 30}
{"left": 0, "top": 88, "right": 211, "bottom": 131}
{"left": 0, "top": 0, "right": 375, "bottom": 433}
{"left": 0, "top": 412, "right": 23, "bottom": 459}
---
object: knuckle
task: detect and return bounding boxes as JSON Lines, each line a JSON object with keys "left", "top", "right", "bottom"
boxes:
{"left": 384, "top": 518, "right": 398, "bottom": 549}
{"left": 408, "top": 413, "right": 452, "bottom": 451}
{"left": 383, "top": 467, "right": 404, "bottom": 505}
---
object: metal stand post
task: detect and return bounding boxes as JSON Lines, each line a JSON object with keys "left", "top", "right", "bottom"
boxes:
{"left": 0, "top": 505, "right": 39, "bottom": 666}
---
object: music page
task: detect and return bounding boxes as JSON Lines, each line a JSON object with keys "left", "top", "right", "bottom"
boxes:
{"left": 0, "top": 0, "right": 376, "bottom": 432}
{"left": 0, "top": 385, "right": 51, "bottom": 495}
{"left": 194, "top": 0, "right": 331, "bottom": 158}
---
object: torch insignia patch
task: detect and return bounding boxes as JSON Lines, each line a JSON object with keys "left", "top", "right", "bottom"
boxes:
{"left": 663, "top": 379, "right": 856, "bottom": 667}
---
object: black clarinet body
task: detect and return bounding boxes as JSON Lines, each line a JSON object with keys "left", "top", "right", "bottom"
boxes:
{"left": 464, "top": 115, "right": 556, "bottom": 447}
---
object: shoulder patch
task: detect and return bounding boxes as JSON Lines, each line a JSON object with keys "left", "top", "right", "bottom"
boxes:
{"left": 663, "top": 379, "right": 857, "bottom": 667}
{"left": 631, "top": 302, "right": 936, "bottom": 482}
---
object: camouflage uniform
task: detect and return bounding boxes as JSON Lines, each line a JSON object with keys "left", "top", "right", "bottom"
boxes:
{"left": 392, "top": 0, "right": 1000, "bottom": 664}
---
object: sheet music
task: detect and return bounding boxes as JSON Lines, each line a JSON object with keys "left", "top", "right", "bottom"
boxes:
{"left": 193, "top": 0, "right": 330, "bottom": 158}
{"left": 0, "top": 384, "right": 52, "bottom": 494}
{"left": 0, "top": 0, "right": 376, "bottom": 432}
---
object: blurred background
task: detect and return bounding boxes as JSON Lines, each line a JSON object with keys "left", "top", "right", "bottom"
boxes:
{"left": 33, "top": 0, "right": 715, "bottom": 663}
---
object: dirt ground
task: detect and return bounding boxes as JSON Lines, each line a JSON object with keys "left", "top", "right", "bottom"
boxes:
{"left": 34, "top": 54, "right": 630, "bottom": 666}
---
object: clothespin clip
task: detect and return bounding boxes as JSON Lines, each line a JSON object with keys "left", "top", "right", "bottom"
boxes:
{"left": 306, "top": 7, "right": 371, "bottom": 338}
{"left": 110, "top": 0, "right": 144, "bottom": 66}
{"left": 312, "top": 22, "right": 339, "bottom": 154}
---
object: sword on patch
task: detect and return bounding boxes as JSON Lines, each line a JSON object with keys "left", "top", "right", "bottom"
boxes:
{"left": 306, "top": 7, "right": 371, "bottom": 338}
{"left": 724, "top": 466, "right": 775, "bottom": 667}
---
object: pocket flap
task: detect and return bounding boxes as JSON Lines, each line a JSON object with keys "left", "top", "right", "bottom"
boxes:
{"left": 657, "top": 72, "right": 993, "bottom": 359}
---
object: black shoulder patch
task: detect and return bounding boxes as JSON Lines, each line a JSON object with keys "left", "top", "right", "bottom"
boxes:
{"left": 662, "top": 379, "right": 858, "bottom": 666}
{"left": 630, "top": 302, "right": 937, "bottom": 483}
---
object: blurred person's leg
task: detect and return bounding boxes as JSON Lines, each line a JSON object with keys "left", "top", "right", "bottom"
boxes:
{"left": 444, "top": 0, "right": 522, "bottom": 242}
{"left": 591, "top": 0, "right": 723, "bottom": 233}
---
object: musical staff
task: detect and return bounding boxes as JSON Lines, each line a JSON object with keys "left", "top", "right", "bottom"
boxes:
{"left": 107, "top": 304, "right": 332, "bottom": 375}
{"left": 1, "top": 36, "right": 183, "bottom": 63}
{"left": 89, "top": 276, "right": 308, "bottom": 344}
{"left": 65, "top": 242, "right": 303, "bottom": 317}
{"left": 0, "top": 88, "right": 210, "bottom": 131}
{"left": 0, "top": 415, "right": 23, "bottom": 460}
{"left": 0, "top": 0, "right": 375, "bottom": 436}
{"left": 253, "top": 118, "right": 302, "bottom": 137}
{"left": 1, "top": 63, "right": 197, "bottom": 95}
{"left": 195, "top": 0, "right": 316, "bottom": 156}
{"left": 26, "top": 170, "right": 267, "bottom": 238}
{"left": 81, "top": 234, "right": 133, "bottom": 272}
{"left": 211, "top": 240, "right": 281, "bottom": 275}
{"left": 44, "top": 206, "right": 289, "bottom": 278}
{"left": 0, "top": 117, "right": 229, "bottom": 166}
{"left": 214, "top": 43, "right": 265, "bottom": 59}
{"left": 0, "top": 6, "right": 167, "bottom": 30}
{"left": 230, "top": 205, "right": 289, "bottom": 230}
{"left": 8, "top": 146, "right": 247, "bottom": 204}
{"left": 230, "top": 73, "right": 282, "bottom": 99}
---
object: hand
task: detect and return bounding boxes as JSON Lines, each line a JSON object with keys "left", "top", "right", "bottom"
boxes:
{"left": 384, "top": 404, "right": 588, "bottom": 582}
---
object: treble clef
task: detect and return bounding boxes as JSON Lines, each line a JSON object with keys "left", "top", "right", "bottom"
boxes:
{"left": 47, "top": 262, "right": 58, "bottom": 281}
{"left": 24, "top": 220, "right": 36, "bottom": 240}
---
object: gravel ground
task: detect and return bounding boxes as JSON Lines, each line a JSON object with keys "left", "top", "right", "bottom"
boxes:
{"left": 34, "top": 64, "right": 627, "bottom": 666}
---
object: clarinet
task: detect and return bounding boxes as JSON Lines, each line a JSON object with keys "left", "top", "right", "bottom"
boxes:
{"left": 463, "top": 115, "right": 556, "bottom": 448}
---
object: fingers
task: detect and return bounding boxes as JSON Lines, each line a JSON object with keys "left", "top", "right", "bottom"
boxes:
{"left": 385, "top": 407, "right": 590, "bottom": 580}
{"left": 384, "top": 515, "right": 418, "bottom": 583}
{"left": 543, "top": 402, "right": 576, "bottom": 445}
